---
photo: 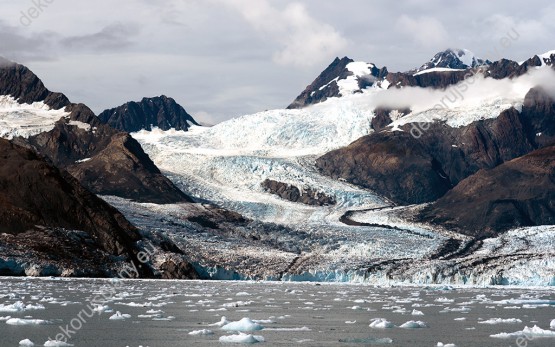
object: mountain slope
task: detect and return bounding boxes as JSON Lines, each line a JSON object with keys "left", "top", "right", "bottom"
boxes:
{"left": 0, "top": 138, "right": 148, "bottom": 275}
{"left": 418, "top": 145, "right": 555, "bottom": 237}
{"left": 98, "top": 95, "right": 199, "bottom": 132}
{"left": 0, "top": 58, "right": 191, "bottom": 204}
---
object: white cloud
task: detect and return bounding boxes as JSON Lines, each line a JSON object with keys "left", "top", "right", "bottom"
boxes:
{"left": 221, "top": 0, "right": 348, "bottom": 67}
{"left": 396, "top": 15, "right": 448, "bottom": 47}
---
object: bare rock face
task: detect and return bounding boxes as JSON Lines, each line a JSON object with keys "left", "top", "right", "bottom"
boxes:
{"left": 520, "top": 87, "right": 555, "bottom": 147}
{"left": 98, "top": 95, "right": 199, "bottom": 132}
{"left": 262, "top": 179, "right": 336, "bottom": 206}
{"left": 67, "top": 132, "right": 193, "bottom": 204}
{"left": 0, "top": 57, "right": 69, "bottom": 109}
{"left": 287, "top": 57, "right": 353, "bottom": 109}
{"left": 316, "top": 131, "right": 452, "bottom": 205}
{"left": 418, "top": 145, "right": 555, "bottom": 237}
{"left": 0, "top": 139, "right": 150, "bottom": 272}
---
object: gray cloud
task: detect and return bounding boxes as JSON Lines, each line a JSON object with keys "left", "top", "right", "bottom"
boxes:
{"left": 0, "top": 0, "right": 553, "bottom": 124}
{"left": 0, "top": 21, "right": 57, "bottom": 62}
{"left": 61, "top": 23, "right": 139, "bottom": 51}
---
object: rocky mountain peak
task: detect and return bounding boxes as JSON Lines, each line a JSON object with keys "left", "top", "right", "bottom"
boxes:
{"left": 414, "top": 48, "right": 490, "bottom": 73}
{"left": 98, "top": 95, "right": 199, "bottom": 132}
{"left": 287, "top": 56, "right": 388, "bottom": 109}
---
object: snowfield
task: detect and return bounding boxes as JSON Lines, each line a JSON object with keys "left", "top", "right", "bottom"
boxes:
{"left": 0, "top": 95, "right": 69, "bottom": 139}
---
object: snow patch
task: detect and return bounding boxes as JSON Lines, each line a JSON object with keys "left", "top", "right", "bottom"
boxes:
{"left": 0, "top": 95, "right": 69, "bottom": 139}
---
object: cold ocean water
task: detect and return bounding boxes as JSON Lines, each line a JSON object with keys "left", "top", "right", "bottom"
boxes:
{"left": 0, "top": 278, "right": 554, "bottom": 346}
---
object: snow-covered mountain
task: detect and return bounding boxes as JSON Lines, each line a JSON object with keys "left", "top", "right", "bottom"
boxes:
{"left": 413, "top": 48, "right": 490, "bottom": 74}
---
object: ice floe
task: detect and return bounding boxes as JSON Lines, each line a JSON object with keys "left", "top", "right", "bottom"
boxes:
{"left": 399, "top": 320, "right": 428, "bottom": 328}
{"left": 490, "top": 325, "right": 555, "bottom": 338}
{"left": 369, "top": 318, "right": 395, "bottom": 328}
{"left": 189, "top": 329, "right": 214, "bottom": 335}
{"left": 109, "top": 311, "right": 132, "bottom": 320}
{"left": 221, "top": 317, "right": 265, "bottom": 332}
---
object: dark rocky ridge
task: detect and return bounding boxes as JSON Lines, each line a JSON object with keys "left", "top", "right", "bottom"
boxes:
{"left": 0, "top": 138, "right": 150, "bottom": 275}
{"left": 418, "top": 145, "right": 555, "bottom": 237}
{"left": 262, "top": 179, "right": 336, "bottom": 206}
{"left": 0, "top": 57, "right": 70, "bottom": 110}
{"left": 0, "top": 59, "right": 192, "bottom": 204}
{"left": 98, "top": 95, "right": 199, "bottom": 132}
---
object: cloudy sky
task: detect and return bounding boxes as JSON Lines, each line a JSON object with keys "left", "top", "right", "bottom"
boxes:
{"left": 1, "top": 0, "right": 553, "bottom": 124}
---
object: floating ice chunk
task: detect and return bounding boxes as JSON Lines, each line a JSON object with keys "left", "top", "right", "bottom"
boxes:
{"left": 93, "top": 304, "right": 112, "bottom": 313}
{"left": 0, "top": 301, "right": 25, "bottom": 312}
{"left": 189, "top": 329, "right": 214, "bottom": 335}
{"left": 369, "top": 318, "right": 395, "bottom": 328}
{"left": 454, "top": 317, "right": 466, "bottom": 321}
{"left": 0, "top": 315, "right": 11, "bottom": 321}
{"left": 479, "top": 318, "right": 522, "bottom": 325}
{"left": 400, "top": 320, "right": 428, "bottom": 328}
{"left": 345, "top": 320, "right": 356, "bottom": 324}
{"left": 43, "top": 341, "right": 74, "bottom": 347}
{"left": 490, "top": 325, "right": 555, "bottom": 338}
{"left": 411, "top": 310, "right": 424, "bottom": 316}
{"left": 19, "top": 339, "right": 34, "bottom": 346}
{"left": 551, "top": 319, "right": 555, "bottom": 329}
{"left": 219, "top": 333, "right": 264, "bottom": 343}
{"left": 6, "top": 318, "right": 50, "bottom": 325}
{"left": 222, "top": 318, "right": 264, "bottom": 332}
{"left": 236, "top": 292, "right": 250, "bottom": 296}
{"left": 109, "top": 311, "right": 131, "bottom": 320}
{"left": 435, "top": 297, "right": 454, "bottom": 303}
{"left": 437, "top": 343, "right": 457, "bottom": 347}
{"left": 210, "top": 316, "right": 230, "bottom": 327}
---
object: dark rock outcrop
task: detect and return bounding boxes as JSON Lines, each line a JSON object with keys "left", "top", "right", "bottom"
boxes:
{"left": 98, "top": 95, "right": 199, "bottom": 132}
{"left": 371, "top": 108, "right": 410, "bottom": 132}
{"left": 520, "top": 87, "right": 555, "bottom": 147}
{"left": 0, "top": 139, "right": 153, "bottom": 274}
{"left": 418, "top": 145, "right": 555, "bottom": 237}
{"left": 262, "top": 179, "right": 336, "bottom": 206}
{"left": 67, "top": 132, "right": 194, "bottom": 204}
{"left": 316, "top": 131, "right": 452, "bottom": 205}
{"left": 0, "top": 57, "right": 70, "bottom": 109}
